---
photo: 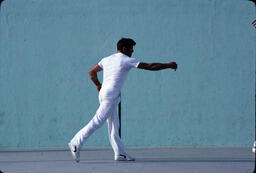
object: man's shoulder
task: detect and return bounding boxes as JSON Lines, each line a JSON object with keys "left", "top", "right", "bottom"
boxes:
{"left": 101, "top": 53, "right": 138, "bottom": 62}
{"left": 102, "top": 53, "right": 118, "bottom": 59}
{"left": 99, "top": 53, "right": 118, "bottom": 66}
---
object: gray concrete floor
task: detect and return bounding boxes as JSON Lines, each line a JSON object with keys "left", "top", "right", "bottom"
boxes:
{"left": 0, "top": 147, "right": 254, "bottom": 173}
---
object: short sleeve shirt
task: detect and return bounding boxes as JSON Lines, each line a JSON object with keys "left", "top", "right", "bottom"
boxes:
{"left": 98, "top": 53, "right": 140, "bottom": 99}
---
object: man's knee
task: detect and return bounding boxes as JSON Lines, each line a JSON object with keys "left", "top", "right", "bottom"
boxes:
{"left": 91, "top": 115, "right": 106, "bottom": 129}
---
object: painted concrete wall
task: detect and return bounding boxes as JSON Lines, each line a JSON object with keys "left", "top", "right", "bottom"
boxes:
{"left": 0, "top": 0, "right": 255, "bottom": 148}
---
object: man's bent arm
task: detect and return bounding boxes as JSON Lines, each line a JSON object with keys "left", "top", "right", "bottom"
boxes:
{"left": 137, "top": 62, "right": 177, "bottom": 71}
{"left": 88, "top": 64, "right": 103, "bottom": 91}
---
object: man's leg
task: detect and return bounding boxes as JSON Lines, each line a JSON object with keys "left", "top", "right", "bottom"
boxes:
{"left": 107, "top": 102, "right": 135, "bottom": 161}
{"left": 107, "top": 106, "right": 126, "bottom": 156}
{"left": 70, "top": 100, "right": 116, "bottom": 150}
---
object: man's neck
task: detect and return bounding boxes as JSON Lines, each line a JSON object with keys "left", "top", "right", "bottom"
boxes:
{"left": 117, "top": 50, "right": 130, "bottom": 57}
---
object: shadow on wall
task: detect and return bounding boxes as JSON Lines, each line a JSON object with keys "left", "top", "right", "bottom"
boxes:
{"left": 249, "top": 1, "right": 256, "bottom": 28}
{"left": 249, "top": 0, "right": 256, "bottom": 5}
{"left": 0, "top": 0, "right": 4, "bottom": 8}
{"left": 251, "top": 0, "right": 256, "bottom": 28}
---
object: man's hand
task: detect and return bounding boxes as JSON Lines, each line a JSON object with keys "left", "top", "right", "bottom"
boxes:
{"left": 169, "top": 62, "right": 178, "bottom": 71}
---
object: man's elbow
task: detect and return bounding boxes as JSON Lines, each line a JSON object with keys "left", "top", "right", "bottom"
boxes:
{"left": 88, "top": 70, "right": 92, "bottom": 76}
{"left": 138, "top": 62, "right": 153, "bottom": 70}
{"left": 89, "top": 70, "right": 98, "bottom": 79}
{"left": 143, "top": 63, "right": 155, "bottom": 71}
{"left": 88, "top": 69, "right": 94, "bottom": 77}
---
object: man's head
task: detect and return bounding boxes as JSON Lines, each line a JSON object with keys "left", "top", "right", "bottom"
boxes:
{"left": 117, "top": 38, "right": 136, "bottom": 57}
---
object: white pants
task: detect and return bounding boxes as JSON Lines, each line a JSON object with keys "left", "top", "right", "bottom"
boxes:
{"left": 70, "top": 93, "right": 126, "bottom": 156}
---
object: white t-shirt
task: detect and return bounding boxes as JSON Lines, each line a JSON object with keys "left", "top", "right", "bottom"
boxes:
{"left": 98, "top": 52, "right": 140, "bottom": 99}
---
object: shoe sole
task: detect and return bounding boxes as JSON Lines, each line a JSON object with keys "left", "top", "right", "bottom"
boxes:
{"left": 115, "top": 159, "right": 135, "bottom": 161}
{"left": 68, "top": 143, "right": 80, "bottom": 163}
{"left": 114, "top": 156, "right": 135, "bottom": 161}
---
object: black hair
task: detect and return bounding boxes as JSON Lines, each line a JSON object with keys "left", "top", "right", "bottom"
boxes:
{"left": 117, "top": 38, "right": 136, "bottom": 51}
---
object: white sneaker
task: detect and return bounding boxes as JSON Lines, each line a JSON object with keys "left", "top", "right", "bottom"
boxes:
{"left": 253, "top": 141, "right": 256, "bottom": 153}
{"left": 114, "top": 153, "right": 135, "bottom": 161}
{"left": 68, "top": 142, "right": 80, "bottom": 163}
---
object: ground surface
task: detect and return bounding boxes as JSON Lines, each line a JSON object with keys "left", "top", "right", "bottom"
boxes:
{"left": 0, "top": 147, "right": 254, "bottom": 173}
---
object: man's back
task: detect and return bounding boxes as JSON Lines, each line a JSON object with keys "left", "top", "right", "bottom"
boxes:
{"left": 98, "top": 53, "right": 139, "bottom": 99}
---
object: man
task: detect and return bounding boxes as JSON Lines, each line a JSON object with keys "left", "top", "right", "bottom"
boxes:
{"left": 68, "top": 38, "right": 178, "bottom": 162}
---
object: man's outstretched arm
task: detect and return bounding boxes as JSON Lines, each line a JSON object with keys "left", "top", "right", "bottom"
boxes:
{"left": 137, "top": 62, "right": 177, "bottom": 71}
{"left": 88, "top": 64, "right": 103, "bottom": 92}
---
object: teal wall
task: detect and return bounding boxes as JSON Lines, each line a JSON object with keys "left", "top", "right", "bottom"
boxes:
{"left": 0, "top": 0, "right": 255, "bottom": 148}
